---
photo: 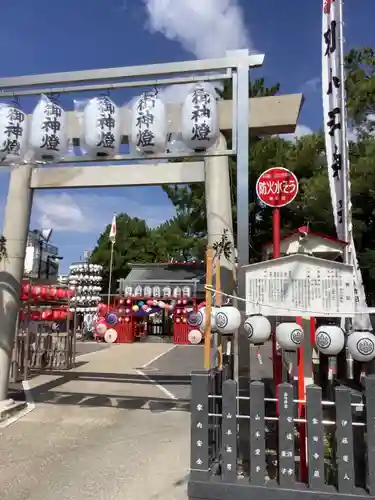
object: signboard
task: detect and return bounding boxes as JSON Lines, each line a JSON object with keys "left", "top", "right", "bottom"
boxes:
{"left": 256, "top": 167, "right": 298, "bottom": 208}
{"left": 244, "top": 254, "right": 355, "bottom": 317}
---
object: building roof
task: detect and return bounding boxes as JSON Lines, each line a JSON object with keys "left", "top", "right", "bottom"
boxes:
{"left": 118, "top": 262, "right": 206, "bottom": 294}
{"left": 263, "top": 225, "right": 348, "bottom": 248}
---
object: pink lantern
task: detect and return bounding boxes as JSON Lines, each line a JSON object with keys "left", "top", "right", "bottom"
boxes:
{"left": 41, "top": 309, "right": 53, "bottom": 321}
{"left": 142, "top": 304, "right": 148, "bottom": 311}
{"left": 118, "top": 307, "right": 125, "bottom": 316}
{"left": 147, "top": 299, "right": 153, "bottom": 306}
{"left": 181, "top": 308, "right": 186, "bottom": 314}
{"left": 177, "top": 299, "right": 182, "bottom": 305}
{"left": 125, "top": 308, "right": 130, "bottom": 314}
{"left": 152, "top": 300, "right": 158, "bottom": 306}
{"left": 57, "top": 288, "right": 65, "bottom": 299}
{"left": 182, "top": 299, "right": 187, "bottom": 305}
{"left": 182, "top": 317, "right": 187, "bottom": 324}
{"left": 176, "top": 309, "right": 181, "bottom": 315}
{"left": 98, "top": 303, "right": 108, "bottom": 317}
{"left": 124, "top": 316, "right": 130, "bottom": 323}
{"left": 119, "top": 298, "right": 125, "bottom": 305}
{"left": 126, "top": 299, "right": 132, "bottom": 305}
{"left": 32, "top": 285, "right": 41, "bottom": 298}
{"left": 175, "top": 317, "right": 181, "bottom": 324}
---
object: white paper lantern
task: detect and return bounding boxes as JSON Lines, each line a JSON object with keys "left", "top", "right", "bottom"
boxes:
{"left": 244, "top": 315, "right": 271, "bottom": 345}
{"left": 181, "top": 84, "right": 219, "bottom": 152}
{"left": 104, "top": 328, "right": 118, "bottom": 344}
{"left": 199, "top": 307, "right": 218, "bottom": 333}
{"left": 28, "top": 94, "right": 67, "bottom": 161}
{"left": 276, "top": 323, "right": 304, "bottom": 351}
{"left": 188, "top": 329, "right": 202, "bottom": 345}
{"left": 347, "top": 331, "right": 375, "bottom": 362}
{"left": 315, "top": 325, "right": 345, "bottom": 356}
{"left": 81, "top": 96, "right": 120, "bottom": 158}
{"left": 96, "top": 323, "right": 107, "bottom": 335}
{"left": 163, "top": 286, "right": 172, "bottom": 298}
{"left": 188, "top": 311, "right": 200, "bottom": 327}
{"left": 0, "top": 105, "right": 28, "bottom": 164}
{"left": 130, "top": 92, "right": 167, "bottom": 154}
{"left": 144, "top": 286, "right": 152, "bottom": 297}
{"left": 215, "top": 306, "right": 241, "bottom": 334}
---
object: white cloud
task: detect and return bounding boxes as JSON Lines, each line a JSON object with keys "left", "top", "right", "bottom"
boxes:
{"left": 32, "top": 191, "right": 176, "bottom": 234}
{"left": 279, "top": 124, "right": 314, "bottom": 142}
{"left": 302, "top": 77, "right": 320, "bottom": 93}
{"left": 142, "top": 0, "right": 255, "bottom": 103}
{"left": 142, "top": 0, "right": 255, "bottom": 60}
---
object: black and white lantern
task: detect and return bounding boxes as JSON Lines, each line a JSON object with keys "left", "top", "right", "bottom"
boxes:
{"left": 0, "top": 104, "right": 28, "bottom": 164}
{"left": 244, "top": 315, "right": 271, "bottom": 345}
{"left": 181, "top": 84, "right": 219, "bottom": 152}
{"left": 315, "top": 325, "right": 345, "bottom": 356}
{"left": 28, "top": 94, "right": 67, "bottom": 162}
{"left": 276, "top": 322, "right": 304, "bottom": 351}
{"left": 188, "top": 329, "right": 202, "bottom": 345}
{"left": 199, "top": 307, "right": 218, "bottom": 333}
{"left": 131, "top": 91, "right": 167, "bottom": 154}
{"left": 81, "top": 96, "right": 120, "bottom": 158}
{"left": 68, "top": 262, "right": 103, "bottom": 312}
{"left": 347, "top": 331, "right": 375, "bottom": 362}
{"left": 214, "top": 306, "right": 241, "bottom": 335}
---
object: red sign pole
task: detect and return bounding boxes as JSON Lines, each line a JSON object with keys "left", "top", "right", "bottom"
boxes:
{"left": 272, "top": 208, "right": 283, "bottom": 415}
{"left": 255, "top": 167, "right": 299, "bottom": 416}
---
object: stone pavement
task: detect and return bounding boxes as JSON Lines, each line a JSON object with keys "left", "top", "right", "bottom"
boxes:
{"left": 0, "top": 343, "right": 190, "bottom": 500}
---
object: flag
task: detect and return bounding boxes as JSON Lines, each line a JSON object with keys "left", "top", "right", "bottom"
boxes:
{"left": 109, "top": 213, "right": 116, "bottom": 244}
{"left": 322, "top": 0, "right": 371, "bottom": 330}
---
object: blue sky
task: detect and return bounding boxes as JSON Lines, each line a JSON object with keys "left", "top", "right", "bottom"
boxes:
{"left": 0, "top": 0, "right": 374, "bottom": 273}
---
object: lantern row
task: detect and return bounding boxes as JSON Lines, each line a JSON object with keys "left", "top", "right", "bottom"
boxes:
{"left": 0, "top": 84, "right": 219, "bottom": 165}
{"left": 68, "top": 263, "right": 103, "bottom": 312}
{"left": 123, "top": 285, "right": 193, "bottom": 299}
{"left": 20, "top": 283, "right": 73, "bottom": 301}
{"left": 188, "top": 307, "right": 375, "bottom": 362}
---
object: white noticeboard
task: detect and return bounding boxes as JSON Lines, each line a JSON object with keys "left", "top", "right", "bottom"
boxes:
{"left": 243, "top": 254, "right": 355, "bottom": 317}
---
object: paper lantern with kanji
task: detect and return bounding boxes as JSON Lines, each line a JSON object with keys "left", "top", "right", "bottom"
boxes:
{"left": 0, "top": 105, "right": 28, "bottom": 164}
{"left": 181, "top": 84, "right": 219, "bottom": 152}
{"left": 28, "top": 94, "right": 67, "bottom": 162}
{"left": 130, "top": 92, "right": 167, "bottom": 155}
{"left": 80, "top": 96, "right": 120, "bottom": 158}
{"left": 49, "top": 287, "right": 57, "bottom": 299}
{"left": 57, "top": 288, "right": 65, "bottom": 299}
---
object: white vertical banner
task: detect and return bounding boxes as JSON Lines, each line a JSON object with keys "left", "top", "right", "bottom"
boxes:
{"left": 322, "top": 0, "right": 372, "bottom": 330}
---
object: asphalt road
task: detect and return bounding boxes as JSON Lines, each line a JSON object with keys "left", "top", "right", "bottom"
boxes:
{"left": 1, "top": 343, "right": 190, "bottom": 500}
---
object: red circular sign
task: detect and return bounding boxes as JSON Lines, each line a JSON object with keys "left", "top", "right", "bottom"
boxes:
{"left": 255, "top": 167, "right": 299, "bottom": 208}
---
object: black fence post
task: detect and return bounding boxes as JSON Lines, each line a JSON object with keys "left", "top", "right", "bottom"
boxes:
{"left": 249, "top": 381, "right": 266, "bottom": 485}
{"left": 221, "top": 379, "right": 237, "bottom": 482}
{"left": 334, "top": 385, "right": 355, "bottom": 493}
{"left": 306, "top": 384, "right": 325, "bottom": 491}
{"left": 190, "top": 370, "right": 210, "bottom": 481}
{"left": 365, "top": 374, "right": 375, "bottom": 495}
{"left": 278, "top": 382, "right": 296, "bottom": 488}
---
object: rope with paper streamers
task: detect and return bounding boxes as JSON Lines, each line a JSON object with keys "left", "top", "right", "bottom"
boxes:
{"left": 204, "top": 285, "right": 374, "bottom": 317}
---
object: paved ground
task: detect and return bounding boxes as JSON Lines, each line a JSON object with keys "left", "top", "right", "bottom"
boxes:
{"left": 1, "top": 343, "right": 191, "bottom": 500}
{"left": 75, "top": 340, "right": 109, "bottom": 357}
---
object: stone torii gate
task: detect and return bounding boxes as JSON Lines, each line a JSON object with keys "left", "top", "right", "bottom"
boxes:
{"left": 0, "top": 50, "right": 303, "bottom": 406}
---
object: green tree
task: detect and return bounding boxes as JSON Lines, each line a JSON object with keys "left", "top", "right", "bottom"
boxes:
{"left": 90, "top": 213, "right": 188, "bottom": 293}
{"left": 345, "top": 47, "right": 375, "bottom": 128}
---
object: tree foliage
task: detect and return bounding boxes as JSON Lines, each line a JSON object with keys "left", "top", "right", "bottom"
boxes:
{"left": 91, "top": 48, "right": 375, "bottom": 301}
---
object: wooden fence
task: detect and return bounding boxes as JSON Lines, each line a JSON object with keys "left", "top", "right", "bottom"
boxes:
{"left": 188, "top": 370, "right": 375, "bottom": 500}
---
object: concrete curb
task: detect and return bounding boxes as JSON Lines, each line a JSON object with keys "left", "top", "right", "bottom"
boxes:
{"left": 0, "top": 400, "right": 27, "bottom": 423}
